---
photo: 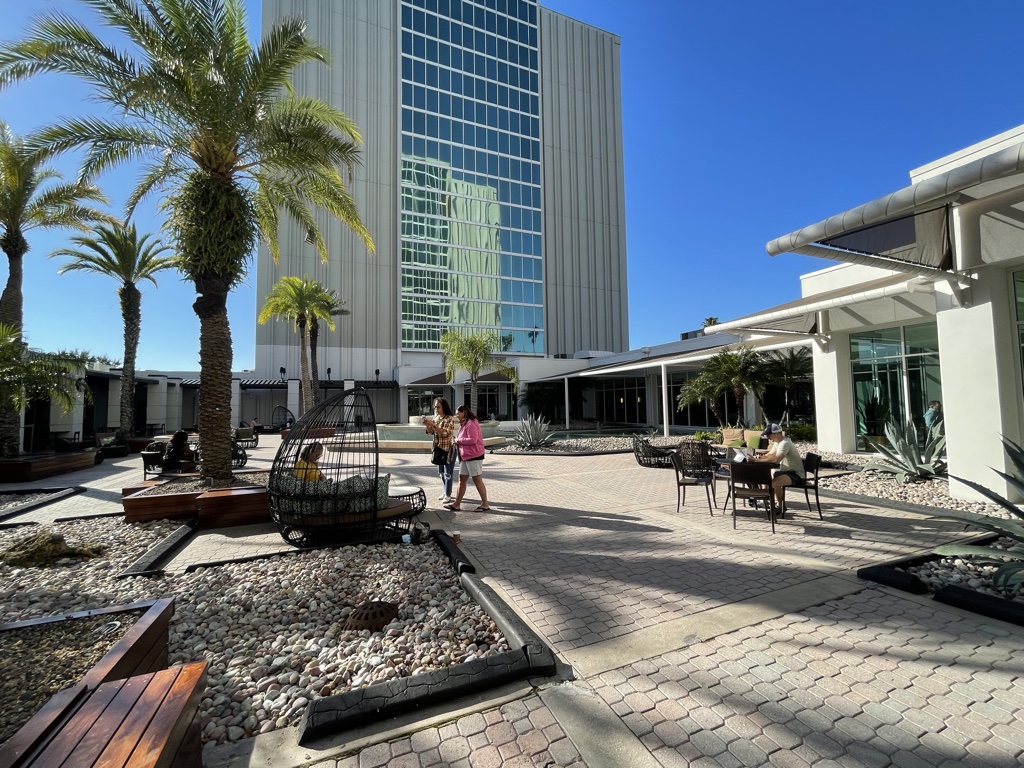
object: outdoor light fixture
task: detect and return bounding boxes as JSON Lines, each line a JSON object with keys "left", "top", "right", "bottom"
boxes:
{"left": 375, "top": 368, "right": 380, "bottom": 382}
{"left": 279, "top": 367, "right": 286, "bottom": 381}
{"left": 326, "top": 367, "right": 332, "bottom": 381}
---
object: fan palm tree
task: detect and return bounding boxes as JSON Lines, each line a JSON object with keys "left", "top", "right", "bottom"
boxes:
{"left": 0, "top": 0, "right": 374, "bottom": 482}
{"left": 0, "top": 121, "right": 112, "bottom": 456}
{"left": 258, "top": 276, "right": 326, "bottom": 414}
{"left": 307, "top": 287, "right": 349, "bottom": 405}
{"left": 701, "top": 316, "right": 719, "bottom": 328}
{"left": 439, "top": 330, "right": 517, "bottom": 415}
{"left": 0, "top": 323, "right": 91, "bottom": 421}
{"left": 50, "top": 222, "right": 175, "bottom": 437}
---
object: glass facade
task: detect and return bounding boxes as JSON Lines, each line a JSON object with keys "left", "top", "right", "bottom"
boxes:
{"left": 400, "top": 0, "right": 544, "bottom": 354}
{"left": 850, "top": 322, "right": 942, "bottom": 449}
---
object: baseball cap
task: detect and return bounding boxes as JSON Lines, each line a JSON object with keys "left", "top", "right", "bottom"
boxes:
{"left": 765, "top": 423, "right": 783, "bottom": 435}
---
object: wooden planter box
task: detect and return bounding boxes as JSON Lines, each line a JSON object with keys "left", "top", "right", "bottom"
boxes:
{"left": 0, "top": 597, "right": 174, "bottom": 766}
{"left": 122, "top": 480, "right": 270, "bottom": 527}
{"left": 0, "top": 452, "right": 97, "bottom": 482}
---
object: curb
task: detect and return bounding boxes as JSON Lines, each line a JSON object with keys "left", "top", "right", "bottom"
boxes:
{"left": 297, "top": 537, "right": 556, "bottom": 746}
{"left": 118, "top": 521, "right": 198, "bottom": 578}
{"left": 0, "top": 486, "right": 86, "bottom": 523}
{"left": 817, "top": 487, "right": 977, "bottom": 518}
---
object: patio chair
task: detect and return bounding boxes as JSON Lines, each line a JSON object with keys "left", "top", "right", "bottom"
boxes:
{"left": 669, "top": 443, "right": 715, "bottom": 515}
{"left": 632, "top": 434, "right": 673, "bottom": 469}
{"left": 781, "top": 452, "right": 823, "bottom": 519}
{"left": 729, "top": 460, "right": 778, "bottom": 534}
{"left": 141, "top": 442, "right": 166, "bottom": 479}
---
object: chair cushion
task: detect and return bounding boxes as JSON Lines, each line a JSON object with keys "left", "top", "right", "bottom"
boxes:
{"left": 721, "top": 428, "right": 744, "bottom": 445}
{"left": 727, "top": 439, "right": 745, "bottom": 448}
{"left": 376, "top": 473, "right": 391, "bottom": 510}
{"left": 747, "top": 436, "right": 762, "bottom": 450}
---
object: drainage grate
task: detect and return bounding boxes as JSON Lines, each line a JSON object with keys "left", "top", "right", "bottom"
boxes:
{"left": 343, "top": 601, "right": 399, "bottom": 632}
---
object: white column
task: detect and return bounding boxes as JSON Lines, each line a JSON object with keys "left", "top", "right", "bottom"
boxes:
{"left": 166, "top": 380, "right": 183, "bottom": 432}
{"left": 107, "top": 379, "right": 123, "bottom": 432}
{"left": 147, "top": 376, "right": 168, "bottom": 434}
{"left": 564, "top": 376, "right": 570, "bottom": 429}
{"left": 287, "top": 380, "right": 301, "bottom": 424}
{"left": 230, "top": 379, "right": 241, "bottom": 426}
{"left": 49, "top": 392, "right": 85, "bottom": 438}
{"left": 938, "top": 272, "right": 1021, "bottom": 501}
{"left": 661, "top": 364, "right": 670, "bottom": 437}
{"left": 812, "top": 330, "right": 855, "bottom": 454}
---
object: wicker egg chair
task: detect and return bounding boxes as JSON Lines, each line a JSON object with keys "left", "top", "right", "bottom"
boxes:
{"left": 267, "top": 387, "right": 413, "bottom": 547}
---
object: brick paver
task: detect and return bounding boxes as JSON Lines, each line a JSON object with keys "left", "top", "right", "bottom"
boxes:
{"left": 6, "top": 445, "right": 1023, "bottom": 768}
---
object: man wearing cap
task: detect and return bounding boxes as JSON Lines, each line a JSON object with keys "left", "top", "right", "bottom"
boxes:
{"left": 753, "top": 423, "right": 805, "bottom": 512}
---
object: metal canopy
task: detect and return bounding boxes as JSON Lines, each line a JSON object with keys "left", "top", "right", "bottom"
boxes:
{"left": 767, "top": 139, "right": 1024, "bottom": 273}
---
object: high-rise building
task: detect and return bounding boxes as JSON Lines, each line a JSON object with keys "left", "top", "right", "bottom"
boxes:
{"left": 257, "top": 0, "right": 627, "bottom": 418}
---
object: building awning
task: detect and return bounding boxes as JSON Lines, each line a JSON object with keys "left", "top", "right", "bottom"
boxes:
{"left": 355, "top": 379, "right": 398, "bottom": 389}
{"left": 767, "top": 140, "right": 1024, "bottom": 274}
{"left": 239, "top": 379, "right": 287, "bottom": 389}
{"left": 704, "top": 273, "right": 921, "bottom": 335}
{"left": 408, "top": 371, "right": 514, "bottom": 386}
{"left": 575, "top": 336, "right": 814, "bottom": 377}
{"left": 408, "top": 373, "right": 448, "bottom": 386}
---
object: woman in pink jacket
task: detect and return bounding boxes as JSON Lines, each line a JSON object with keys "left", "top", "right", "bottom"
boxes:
{"left": 444, "top": 406, "right": 491, "bottom": 511}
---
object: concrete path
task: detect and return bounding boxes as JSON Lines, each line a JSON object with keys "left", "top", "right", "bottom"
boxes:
{"left": 6, "top": 440, "right": 1023, "bottom": 767}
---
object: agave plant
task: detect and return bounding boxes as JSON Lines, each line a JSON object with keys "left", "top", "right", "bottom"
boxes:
{"left": 513, "top": 415, "right": 555, "bottom": 449}
{"left": 930, "top": 438, "right": 1024, "bottom": 592}
{"left": 864, "top": 417, "right": 946, "bottom": 484}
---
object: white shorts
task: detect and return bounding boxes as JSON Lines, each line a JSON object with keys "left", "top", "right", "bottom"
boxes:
{"left": 459, "top": 458, "right": 484, "bottom": 477}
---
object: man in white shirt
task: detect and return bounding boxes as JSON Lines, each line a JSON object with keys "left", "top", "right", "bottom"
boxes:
{"left": 753, "top": 423, "right": 805, "bottom": 511}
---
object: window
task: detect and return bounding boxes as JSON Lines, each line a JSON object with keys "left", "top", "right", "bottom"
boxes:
{"left": 850, "top": 322, "right": 941, "bottom": 450}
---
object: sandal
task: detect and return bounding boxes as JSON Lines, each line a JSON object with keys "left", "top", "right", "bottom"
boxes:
{"left": 473, "top": 505, "right": 491, "bottom": 512}
{"left": 444, "top": 503, "right": 461, "bottom": 511}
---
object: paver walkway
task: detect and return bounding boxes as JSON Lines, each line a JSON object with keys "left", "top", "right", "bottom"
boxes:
{"left": 4, "top": 439, "right": 1023, "bottom": 767}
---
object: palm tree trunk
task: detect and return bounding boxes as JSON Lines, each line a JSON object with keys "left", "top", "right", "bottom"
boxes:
{"left": 119, "top": 284, "right": 141, "bottom": 436}
{"left": 470, "top": 375, "right": 478, "bottom": 415}
{"left": 298, "top": 318, "right": 312, "bottom": 413}
{"left": 0, "top": 235, "right": 27, "bottom": 456}
{"left": 309, "top": 318, "right": 320, "bottom": 405}
{"left": 194, "top": 280, "right": 234, "bottom": 484}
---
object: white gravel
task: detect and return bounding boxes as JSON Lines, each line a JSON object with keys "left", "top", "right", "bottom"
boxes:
{"left": 0, "top": 518, "right": 507, "bottom": 746}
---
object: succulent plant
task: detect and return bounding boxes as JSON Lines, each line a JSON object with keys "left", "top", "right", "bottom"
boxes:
{"left": 929, "top": 438, "right": 1024, "bottom": 591}
{"left": 513, "top": 414, "right": 555, "bottom": 449}
{"left": 864, "top": 418, "right": 946, "bottom": 484}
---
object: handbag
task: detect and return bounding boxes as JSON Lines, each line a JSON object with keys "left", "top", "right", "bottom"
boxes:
{"left": 430, "top": 445, "right": 448, "bottom": 466}
{"left": 448, "top": 444, "right": 459, "bottom": 465}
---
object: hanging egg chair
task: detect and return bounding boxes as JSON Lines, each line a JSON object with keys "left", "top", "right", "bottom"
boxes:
{"left": 267, "top": 387, "right": 414, "bottom": 547}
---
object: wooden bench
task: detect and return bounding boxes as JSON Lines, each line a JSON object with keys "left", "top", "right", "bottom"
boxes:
{"left": 8, "top": 662, "right": 207, "bottom": 768}
{"left": 0, "top": 451, "right": 97, "bottom": 482}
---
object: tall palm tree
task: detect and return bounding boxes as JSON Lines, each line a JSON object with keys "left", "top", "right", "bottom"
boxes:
{"left": 307, "top": 287, "right": 349, "bottom": 405}
{"left": 258, "top": 276, "right": 324, "bottom": 414}
{"left": 677, "top": 347, "right": 768, "bottom": 427}
{"left": 0, "top": 121, "right": 111, "bottom": 456}
{"left": 701, "top": 316, "right": 720, "bottom": 328}
{"left": 439, "top": 330, "right": 517, "bottom": 415}
{"left": 50, "top": 222, "right": 175, "bottom": 437}
{"left": 0, "top": 0, "right": 374, "bottom": 482}
{"left": 764, "top": 347, "right": 813, "bottom": 424}
{"left": 0, "top": 323, "right": 91, "bottom": 418}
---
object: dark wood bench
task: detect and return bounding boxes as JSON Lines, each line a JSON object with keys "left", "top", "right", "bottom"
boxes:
{"left": 0, "top": 452, "right": 97, "bottom": 482}
{"left": 8, "top": 661, "right": 207, "bottom": 768}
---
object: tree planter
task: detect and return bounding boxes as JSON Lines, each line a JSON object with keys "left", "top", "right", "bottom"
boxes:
{"left": 121, "top": 479, "right": 270, "bottom": 526}
{"left": 856, "top": 536, "right": 1024, "bottom": 629}
{"left": 0, "top": 597, "right": 174, "bottom": 763}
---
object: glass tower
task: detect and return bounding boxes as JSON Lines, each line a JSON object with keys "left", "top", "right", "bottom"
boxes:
{"left": 400, "top": 0, "right": 544, "bottom": 355}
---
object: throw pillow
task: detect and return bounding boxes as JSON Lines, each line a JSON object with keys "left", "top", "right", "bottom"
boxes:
{"left": 747, "top": 436, "right": 761, "bottom": 450}
{"left": 728, "top": 439, "right": 745, "bottom": 448}
{"left": 375, "top": 473, "right": 391, "bottom": 510}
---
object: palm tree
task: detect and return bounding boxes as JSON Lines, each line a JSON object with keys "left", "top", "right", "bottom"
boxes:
{"left": 258, "top": 276, "right": 324, "bottom": 414}
{"left": 439, "top": 330, "right": 517, "bottom": 415}
{"left": 677, "top": 347, "right": 768, "bottom": 427}
{"left": 0, "top": 122, "right": 112, "bottom": 455}
{"left": 701, "top": 316, "right": 719, "bottom": 328}
{"left": 0, "top": 0, "right": 374, "bottom": 482}
{"left": 50, "top": 222, "right": 175, "bottom": 437}
{"left": 763, "top": 347, "right": 813, "bottom": 424}
{"left": 307, "top": 287, "right": 349, "bottom": 405}
{"left": 0, "top": 323, "right": 90, "bottom": 420}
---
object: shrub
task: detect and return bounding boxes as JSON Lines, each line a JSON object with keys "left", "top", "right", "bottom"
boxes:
{"left": 694, "top": 430, "right": 720, "bottom": 443}
{"left": 864, "top": 418, "right": 946, "bottom": 484}
{"left": 930, "top": 438, "right": 1024, "bottom": 592}
{"left": 785, "top": 422, "right": 817, "bottom": 442}
{"left": 513, "top": 415, "right": 554, "bottom": 449}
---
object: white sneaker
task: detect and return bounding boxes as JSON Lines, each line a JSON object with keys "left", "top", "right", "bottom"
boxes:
{"left": 443, "top": 496, "right": 456, "bottom": 504}
{"left": 438, "top": 493, "right": 447, "bottom": 500}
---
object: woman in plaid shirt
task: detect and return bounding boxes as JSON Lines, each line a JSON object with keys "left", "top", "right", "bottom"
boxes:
{"left": 425, "top": 397, "right": 457, "bottom": 503}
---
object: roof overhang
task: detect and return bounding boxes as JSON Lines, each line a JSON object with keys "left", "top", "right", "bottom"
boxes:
{"left": 767, "top": 140, "right": 1024, "bottom": 274}
{"left": 704, "top": 273, "right": 936, "bottom": 335}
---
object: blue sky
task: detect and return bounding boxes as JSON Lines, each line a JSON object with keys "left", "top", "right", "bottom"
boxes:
{"left": 2, "top": 0, "right": 1024, "bottom": 369}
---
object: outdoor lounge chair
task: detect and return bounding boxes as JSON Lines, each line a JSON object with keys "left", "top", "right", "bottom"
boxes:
{"left": 633, "top": 434, "right": 673, "bottom": 469}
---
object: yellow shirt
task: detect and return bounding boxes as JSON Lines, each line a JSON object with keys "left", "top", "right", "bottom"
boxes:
{"left": 294, "top": 458, "right": 325, "bottom": 481}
